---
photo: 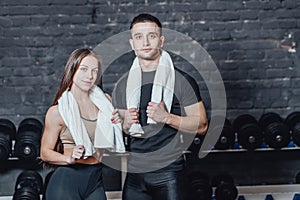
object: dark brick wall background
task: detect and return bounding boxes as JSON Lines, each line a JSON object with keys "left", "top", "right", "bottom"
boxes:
{"left": 1, "top": 0, "right": 300, "bottom": 126}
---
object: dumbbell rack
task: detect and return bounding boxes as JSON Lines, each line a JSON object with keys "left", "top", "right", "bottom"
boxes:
{"left": 0, "top": 152, "right": 128, "bottom": 199}
{"left": 235, "top": 184, "right": 300, "bottom": 199}
{"left": 186, "top": 146, "right": 300, "bottom": 199}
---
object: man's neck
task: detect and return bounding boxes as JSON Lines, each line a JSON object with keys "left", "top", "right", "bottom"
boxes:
{"left": 139, "top": 59, "right": 159, "bottom": 72}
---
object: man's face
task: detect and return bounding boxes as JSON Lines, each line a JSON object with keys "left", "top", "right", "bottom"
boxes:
{"left": 130, "top": 22, "right": 164, "bottom": 61}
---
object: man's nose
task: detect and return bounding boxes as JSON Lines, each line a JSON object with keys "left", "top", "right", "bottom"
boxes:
{"left": 143, "top": 37, "right": 150, "bottom": 46}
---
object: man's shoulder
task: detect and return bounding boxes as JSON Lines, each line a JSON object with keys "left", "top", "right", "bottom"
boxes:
{"left": 174, "top": 67, "right": 197, "bottom": 84}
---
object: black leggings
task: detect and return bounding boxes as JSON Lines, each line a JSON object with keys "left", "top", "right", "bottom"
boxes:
{"left": 122, "top": 170, "right": 187, "bottom": 200}
{"left": 45, "top": 163, "right": 106, "bottom": 200}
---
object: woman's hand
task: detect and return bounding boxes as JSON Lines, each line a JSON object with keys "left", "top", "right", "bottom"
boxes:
{"left": 111, "top": 109, "right": 122, "bottom": 124}
{"left": 122, "top": 108, "right": 139, "bottom": 132}
{"left": 67, "top": 145, "right": 85, "bottom": 164}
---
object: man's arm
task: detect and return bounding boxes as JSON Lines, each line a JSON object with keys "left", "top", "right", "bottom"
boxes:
{"left": 146, "top": 101, "right": 208, "bottom": 135}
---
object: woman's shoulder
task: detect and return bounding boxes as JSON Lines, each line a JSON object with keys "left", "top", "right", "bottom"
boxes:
{"left": 46, "top": 105, "right": 64, "bottom": 124}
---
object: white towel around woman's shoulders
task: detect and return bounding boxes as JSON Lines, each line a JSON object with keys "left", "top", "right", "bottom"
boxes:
{"left": 58, "top": 86, "right": 125, "bottom": 158}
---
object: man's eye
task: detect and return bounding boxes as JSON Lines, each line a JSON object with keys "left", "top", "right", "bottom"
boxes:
{"left": 135, "top": 35, "right": 142, "bottom": 40}
{"left": 149, "top": 34, "right": 156, "bottom": 39}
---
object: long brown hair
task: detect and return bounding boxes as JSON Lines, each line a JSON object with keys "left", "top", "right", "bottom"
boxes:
{"left": 52, "top": 48, "right": 103, "bottom": 105}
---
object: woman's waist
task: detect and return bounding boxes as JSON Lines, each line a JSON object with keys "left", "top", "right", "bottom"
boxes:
{"left": 64, "top": 148, "right": 103, "bottom": 165}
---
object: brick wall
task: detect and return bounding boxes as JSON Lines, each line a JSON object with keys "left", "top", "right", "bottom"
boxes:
{"left": 0, "top": 0, "right": 300, "bottom": 126}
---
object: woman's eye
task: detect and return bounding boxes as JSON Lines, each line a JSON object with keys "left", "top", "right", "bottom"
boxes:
{"left": 80, "top": 67, "right": 87, "bottom": 72}
{"left": 92, "top": 69, "right": 98, "bottom": 74}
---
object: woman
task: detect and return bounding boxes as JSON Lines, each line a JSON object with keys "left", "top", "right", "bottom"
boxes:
{"left": 40, "top": 48, "right": 124, "bottom": 200}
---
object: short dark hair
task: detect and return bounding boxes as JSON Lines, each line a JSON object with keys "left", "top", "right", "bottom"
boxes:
{"left": 130, "top": 13, "right": 162, "bottom": 30}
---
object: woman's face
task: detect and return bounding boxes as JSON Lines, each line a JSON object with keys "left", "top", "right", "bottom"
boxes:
{"left": 72, "top": 55, "right": 99, "bottom": 92}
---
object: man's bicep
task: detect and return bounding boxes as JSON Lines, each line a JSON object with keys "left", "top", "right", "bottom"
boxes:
{"left": 184, "top": 101, "right": 207, "bottom": 117}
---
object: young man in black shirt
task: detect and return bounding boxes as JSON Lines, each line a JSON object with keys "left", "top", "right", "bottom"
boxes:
{"left": 113, "top": 13, "right": 208, "bottom": 200}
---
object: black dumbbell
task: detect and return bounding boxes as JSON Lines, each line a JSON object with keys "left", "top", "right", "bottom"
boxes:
{"left": 186, "top": 133, "right": 205, "bottom": 155}
{"left": 210, "top": 116, "right": 235, "bottom": 150}
{"left": 13, "top": 170, "right": 43, "bottom": 200}
{"left": 259, "top": 112, "right": 290, "bottom": 149}
{"left": 285, "top": 112, "right": 300, "bottom": 147}
{"left": 233, "top": 114, "right": 263, "bottom": 150}
{"left": 0, "top": 118, "right": 16, "bottom": 160}
{"left": 189, "top": 171, "right": 212, "bottom": 200}
{"left": 14, "top": 118, "right": 43, "bottom": 160}
{"left": 212, "top": 173, "right": 238, "bottom": 200}
{"left": 295, "top": 171, "right": 300, "bottom": 184}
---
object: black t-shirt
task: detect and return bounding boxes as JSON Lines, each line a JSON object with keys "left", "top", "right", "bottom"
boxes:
{"left": 112, "top": 67, "right": 202, "bottom": 172}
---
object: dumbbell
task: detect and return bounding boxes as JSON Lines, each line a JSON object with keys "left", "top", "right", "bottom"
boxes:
{"left": 0, "top": 118, "right": 16, "bottom": 160}
{"left": 210, "top": 116, "right": 235, "bottom": 150}
{"left": 258, "top": 112, "right": 290, "bottom": 149}
{"left": 293, "top": 193, "right": 300, "bottom": 200}
{"left": 13, "top": 170, "right": 43, "bottom": 200}
{"left": 285, "top": 112, "right": 300, "bottom": 147}
{"left": 295, "top": 171, "right": 300, "bottom": 184}
{"left": 233, "top": 114, "right": 263, "bottom": 150}
{"left": 188, "top": 171, "right": 212, "bottom": 200}
{"left": 265, "top": 194, "right": 274, "bottom": 200}
{"left": 14, "top": 118, "right": 43, "bottom": 160}
{"left": 186, "top": 133, "right": 205, "bottom": 156}
{"left": 212, "top": 173, "right": 238, "bottom": 200}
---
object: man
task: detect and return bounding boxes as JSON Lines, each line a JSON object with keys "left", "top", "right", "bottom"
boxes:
{"left": 112, "top": 13, "right": 208, "bottom": 200}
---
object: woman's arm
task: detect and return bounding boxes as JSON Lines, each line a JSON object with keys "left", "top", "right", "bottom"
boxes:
{"left": 40, "top": 105, "right": 76, "bottom": 165}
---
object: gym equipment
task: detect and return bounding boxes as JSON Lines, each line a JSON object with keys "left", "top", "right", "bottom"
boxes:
{"left": 265, "top": 194, "right": 274, "bottom": 200}
{"left": 285, "top": 112, "right": 300, "bottom": 147}
{"left": 13, "top": 170, "right": 43, "bottom": 200}
{"left": 238, "top": 195, "right": 246, "bottom": 200}
{"left": 188, "top": 171, "right": 212, "bottom": 200}
{"left": 233, "top": 114, "right": 263, "bottom": 150}
{"left": 211, "top": 116, "right": 235, "bottom": 150}
{"left": 212, "top": 173, "right": 238, "bottom": 200}
{"left": 295, "top": 171, "right": 300, "bottom": 184}
{"left": 259, "top": 112, "right": 290, "bottom": 149}
{"left": 0, "top": 118, "right": 16, "bottom": 160}
{"left": 187, "top": 134, "right": 205, "bottom": 156}
{"left": 293, "top": 193, "right": 300, "bottom": 200}
{"left": 14, "top": 118, "right": 43, "bottom": 160}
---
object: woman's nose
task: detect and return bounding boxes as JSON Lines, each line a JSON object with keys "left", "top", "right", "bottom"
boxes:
{"left": 88, "top": 70, "right": 93, "bottom": 79}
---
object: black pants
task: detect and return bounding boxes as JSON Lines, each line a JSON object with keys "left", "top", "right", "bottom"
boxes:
{"left": 45, "top": 163, "right": 106, "bottom": 200}
{"left": 122, "top": 170, "right": 187, "bottom": 200}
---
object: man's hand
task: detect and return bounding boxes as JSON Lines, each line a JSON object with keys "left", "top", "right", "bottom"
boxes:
{"left": 123, "top": 108, "right": 139, "bottom": 131}
{"left": 146, "top": 101, "right": 170, "bottom": 123}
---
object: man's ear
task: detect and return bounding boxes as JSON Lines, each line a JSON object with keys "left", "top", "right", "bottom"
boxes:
{"left": 160, "top": 36, "right": 165, "bottom": 48}
{"left": 129, "top": 38, "right": 134, "bottom": 50}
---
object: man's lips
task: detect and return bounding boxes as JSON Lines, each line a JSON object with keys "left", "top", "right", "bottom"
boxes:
{"left": 142, "top": 48, "right": 152, "bottom": 52}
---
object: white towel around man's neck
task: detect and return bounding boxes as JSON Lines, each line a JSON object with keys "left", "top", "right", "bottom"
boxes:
{"left": 126, "top": 50, "right": 175, "bottom": 136}
{"left": 58, "top": 86, "right": 125, "bottom": 158}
